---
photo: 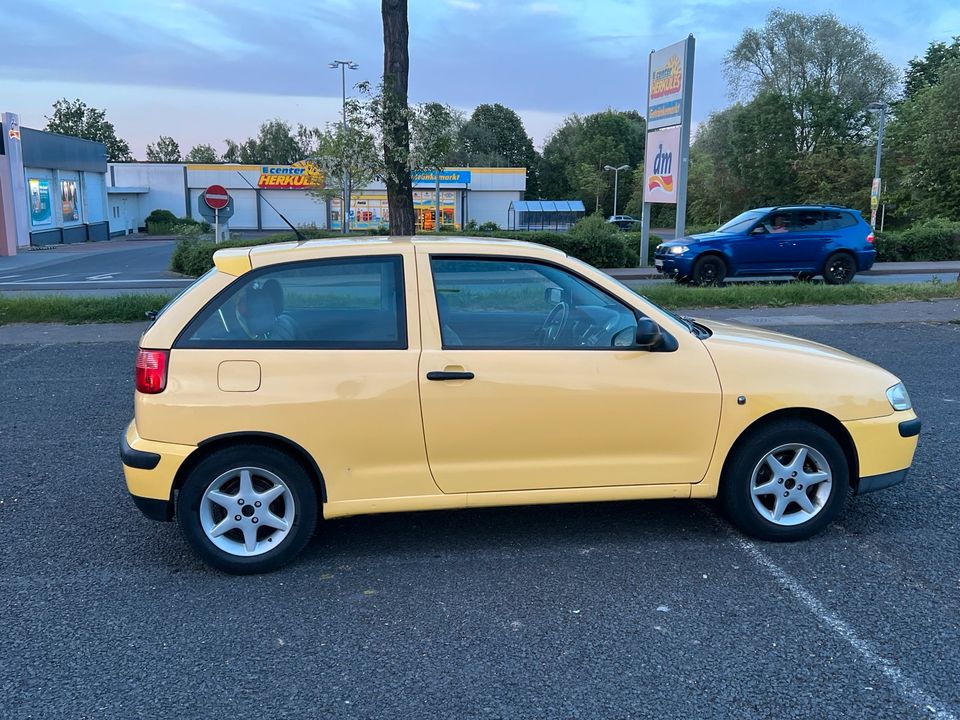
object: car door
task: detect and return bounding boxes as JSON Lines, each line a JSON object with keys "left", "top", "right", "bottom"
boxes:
{"left": 416, "top": 252, "right": 722, "bottom": 494}
{"left": 772, "top": 210, "right": 828, "bottom": 271}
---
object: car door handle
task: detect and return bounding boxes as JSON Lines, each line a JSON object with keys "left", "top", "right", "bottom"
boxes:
{"left": 426, "top": 371, "right": 475, "bottom": 381}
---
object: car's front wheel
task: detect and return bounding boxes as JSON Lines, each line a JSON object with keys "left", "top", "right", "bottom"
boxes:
{"left": 720, "top": 420, "right": 848, "bottom": 541}
{"left": 691, "top": 255, "right": 727, "bottom": 285}
{"left": 822, "top": 252, "right": 857, "bottom": 284}
{"left": 177, "top": 445, "right": 319, "bottom": 574}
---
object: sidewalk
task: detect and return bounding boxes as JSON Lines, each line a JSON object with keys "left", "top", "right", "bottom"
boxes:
{"left": 2, "top": 299, "right": 958, "bottom": 345}
{"left": 607, "top": 261, "right": 960, "bottom": 280}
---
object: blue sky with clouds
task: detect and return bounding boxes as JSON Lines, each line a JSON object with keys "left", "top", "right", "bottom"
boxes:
{"left": 1, "top": 0, "right": 956, "bottom": 158}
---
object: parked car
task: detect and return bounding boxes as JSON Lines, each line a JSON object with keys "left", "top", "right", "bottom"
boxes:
{"left": 654, "top": 205, "right": 876, "bottom": 284}
{"left": 607, "top": 214, "right": 640, "bottom": 230}
{"left": 122, "top": 236, "right": 918, "bottom": 573}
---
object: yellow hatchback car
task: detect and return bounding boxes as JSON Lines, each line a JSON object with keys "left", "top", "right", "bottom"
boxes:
{"left": 121, "top": 236, "right": 920, "bottom": 573}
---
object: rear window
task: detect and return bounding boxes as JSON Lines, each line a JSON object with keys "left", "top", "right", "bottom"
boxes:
{"left": 175, "top": 255, "right": 407, "bottom": 349}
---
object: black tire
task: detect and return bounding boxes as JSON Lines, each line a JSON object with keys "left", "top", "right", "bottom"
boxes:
{"left": 176, "top": 445, "right": 319, "bottom": 574}
{"left": 822, "top": 252, "right": 856, "bottom": 284}
{"left": 692, "top": 255, "right": 727, "bottom": 285}
{"left": 719, "top": 420, "right": 848, "bottom": 541}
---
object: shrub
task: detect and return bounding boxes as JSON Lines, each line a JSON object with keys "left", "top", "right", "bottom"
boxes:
{"left": 478, "top": 221, "right": 500, "bottom": 232}
{"left": 875, "top": 218, "right": 960, "bottom": 262}
{"left": 560, "top": 214, "right": 630, "bottom": 268}
{"left": 145, "top": 209, "right": 177, "bottom": 225}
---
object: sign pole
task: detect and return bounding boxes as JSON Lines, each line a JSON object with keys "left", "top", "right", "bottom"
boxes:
{"left": 674, "top": 35, "right": 696, "bottom": 240}
{"left": 215, "top": 207, "right": 219, "bottom": 245}
{"left": 640, "top": 50, "right": 655, "bottom": 268}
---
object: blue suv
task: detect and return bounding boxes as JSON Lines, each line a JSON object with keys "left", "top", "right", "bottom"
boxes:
{"left": 654, "top": 205, "right": 876, "bottom": 285}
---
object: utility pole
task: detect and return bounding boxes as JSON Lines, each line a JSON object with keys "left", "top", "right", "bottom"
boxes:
{"left": 329, "top": 59, "right": 358, "bottom": 234}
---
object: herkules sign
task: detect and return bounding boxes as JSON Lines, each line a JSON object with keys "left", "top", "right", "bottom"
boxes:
{"left": 257, "top": 160, "right": 324, "bottom": 190}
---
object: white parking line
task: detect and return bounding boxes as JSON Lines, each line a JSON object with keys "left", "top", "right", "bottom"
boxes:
{"left": 0, "top": 274, "right": 22, "bottom": 280}
{"left": 0, "top": 344, "right": 52, "bottom": 368}
{"left": 0, "top": 279, "right": 190, "bottom": 286}
{"left": 699, "top": 505, "right": 958, "bottom": 720}
{"left": 7, "top": 274, "right": 68, "bottom": 283}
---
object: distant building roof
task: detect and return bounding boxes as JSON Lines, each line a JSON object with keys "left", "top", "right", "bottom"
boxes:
{"left": 509, "top": 200, "right": 586, "bottom": 212}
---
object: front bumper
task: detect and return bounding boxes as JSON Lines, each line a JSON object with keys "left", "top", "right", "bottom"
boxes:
{"left": 653, "top": 255, "right": 693, "bottom": 277}
{"left": 842, "top": 411, "right": 920, "bottom": 495}
{"left": 121, "top": 420, "right": 195, "bottom": 522}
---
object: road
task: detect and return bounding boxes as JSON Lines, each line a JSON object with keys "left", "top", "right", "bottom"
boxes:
{"left": 1, "top": 321, "right": 958, "bottom": 719}
{"left": 1, "top": 239, "right": 957, "bottom": 295}
{"left": 0, "top": 239, "right": 188, "bottom": 292}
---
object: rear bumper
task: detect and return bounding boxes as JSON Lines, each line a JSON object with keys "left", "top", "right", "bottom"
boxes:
{"left": 121, "top": 420, "right": 195, "bottom": 522}
{"left": 856, "top": 249, "right": 877, "bottom": 271}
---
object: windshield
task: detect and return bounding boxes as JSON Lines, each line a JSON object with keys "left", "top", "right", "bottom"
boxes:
{"left": 717, "top": 210, "right": 765, "bottom": 234}
{"left": 582, "top": 262, "right": 693, "bottom": 334}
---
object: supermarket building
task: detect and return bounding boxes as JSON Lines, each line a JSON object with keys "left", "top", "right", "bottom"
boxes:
{"left": 107, "top": 163, "right": 527, "bottom": 236}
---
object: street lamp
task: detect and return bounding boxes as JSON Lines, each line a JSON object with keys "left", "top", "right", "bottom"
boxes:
{"left": 329, "top": 60, "right": 359, "bottom": 233}
{"left": 867, "top": 101, "right": 888, "bottom": 228}
{"left": 603, "top": 164, "right": 630, "bottom": 217}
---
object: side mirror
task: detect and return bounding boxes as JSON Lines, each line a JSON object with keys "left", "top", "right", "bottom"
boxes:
{"left": 613, "top": 319, "right": 661, "bottom": 349}
{"left": 544, "top": 287, "right": 563, "bottom": 304}
{"left": 751, "top": 225, "right": 767, "bottom": 235}
{"left": 635, "top": 318, "right": 662, "bottom": 349}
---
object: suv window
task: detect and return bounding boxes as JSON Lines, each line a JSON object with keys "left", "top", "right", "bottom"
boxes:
{"left": 820, "top": 211, "right": 858, "bottom": 230}
{"left": 431, "top": 257, "right": 638, "bottom": 349}
{"left": 178, "top": 255, "right": 406, "bottom": 349}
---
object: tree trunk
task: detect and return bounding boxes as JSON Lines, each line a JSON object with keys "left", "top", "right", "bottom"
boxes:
{"left": 382, "top": 0, "right": 415, "bottom": 236}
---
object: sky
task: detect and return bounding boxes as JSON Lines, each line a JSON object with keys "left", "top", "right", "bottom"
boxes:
{"left": 0, "top": 0, "right": 956, "bottom": 158}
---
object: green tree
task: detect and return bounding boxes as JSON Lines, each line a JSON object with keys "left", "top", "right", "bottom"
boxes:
{"left": 725, "top": 10, "right": 897, "bottom": 154}
{"left": 887, "top": 60, "right": 960, "bottom": 221}
{"left": 224, "top": 119, "right": 305, "bottom": 165}
{"left": 145, "top": 135, "right": 181, "bottom": 162}
{"left": 540, "top": 110, "right": 645, "bottom": 215}
{"left": 44, "top": 98, "right": 133, "bottom": 161}
{"left": 185, "top": 144, "right": 219, "bottom": 163}
{"left": 308, "top": 97, "right": 382, "bottom": 221}
{"left": 411, "top": 102, "right": 463, "bottom": 228}
{"left": 459, "top": 103, "right": 540, "bottom": 196}
{"left": 904, "top": 36, "right": 960, "bottom": 100}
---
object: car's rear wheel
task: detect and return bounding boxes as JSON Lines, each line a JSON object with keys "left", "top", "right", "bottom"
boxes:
{"left": 720, "top": 420, "right": 848, "bottom": 541}
{"left": 692, "top": 255, "right": 727, "bottom": 285}
{"left": 177, "top": 445, "right": 318, "bottom": 574}
{"left": 822, "top": 252, "right": 856, "bottom": 284}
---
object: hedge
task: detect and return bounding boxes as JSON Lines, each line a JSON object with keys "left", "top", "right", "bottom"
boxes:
{"left": 874, "top": 218, "right": 960, "bottom": 262}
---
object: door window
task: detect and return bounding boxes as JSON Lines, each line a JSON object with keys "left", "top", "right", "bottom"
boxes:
{"left": 431, "top": 257, "right": 638, "bottom": 349}
{"left": 178, "top": 255, "right": 406, "bottom": 349}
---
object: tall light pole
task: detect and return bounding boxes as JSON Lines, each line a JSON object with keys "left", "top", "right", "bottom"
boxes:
{"left": 603, "top": 164, "right": 631, "bottom": 217}
{"left": 329, "top": 60, "right": 358, "bottom": 234}
{"left": 867, "top": 101, "right": 888, "bottom": 228}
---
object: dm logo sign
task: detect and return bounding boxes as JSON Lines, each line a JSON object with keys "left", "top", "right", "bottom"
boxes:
{"left": 644, "top": 126, "right": 681, "bottom": 205}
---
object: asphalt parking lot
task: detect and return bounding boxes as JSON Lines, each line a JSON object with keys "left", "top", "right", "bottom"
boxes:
{"left": 1, "top": 321, "right": 959, "bottom": 719}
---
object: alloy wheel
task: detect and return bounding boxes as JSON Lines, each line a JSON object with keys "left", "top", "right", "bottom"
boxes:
{"left": 750, "top": 444, "right": 833, "bottom": 526}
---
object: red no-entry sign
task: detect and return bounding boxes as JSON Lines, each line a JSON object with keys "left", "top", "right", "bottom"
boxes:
{"left": 204, "top": 185, "right": 230, "bottom": 210}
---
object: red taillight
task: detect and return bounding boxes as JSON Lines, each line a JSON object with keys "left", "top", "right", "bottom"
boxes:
{"left": 135, "top": 348, "right": 169, "bottom": 394}
{"left": 867, "top": 232, "right": 875, "bottom": 244}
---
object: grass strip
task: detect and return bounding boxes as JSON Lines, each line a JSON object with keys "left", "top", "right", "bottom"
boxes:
{"left": 0, "top": 282, "right": 957, "bottom": 325}
{"left": 635, "top": 280, "right": 960, "bottom": 309}
{"left": 0, "top": 293, "right": 175, "bottom": 325}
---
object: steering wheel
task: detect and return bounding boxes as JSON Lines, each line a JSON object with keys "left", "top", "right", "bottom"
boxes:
{"left": 538, "top": 301, "right": 570, "bottom": 346}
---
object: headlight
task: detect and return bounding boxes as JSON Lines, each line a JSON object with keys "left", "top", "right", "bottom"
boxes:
{"left": 886, "top": 382, "right": 911, "bottom": 411}
{"left": 668, "top": 245, "right": 689, "bottom": 255}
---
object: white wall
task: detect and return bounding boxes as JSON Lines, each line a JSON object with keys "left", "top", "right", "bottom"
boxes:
{"left": 111, "top": 164, "right": 186, "bottom": 220}
{"left": 260, "top": 191, "right": 327, "bottom": 230}
{"left": 468, "top": 191, "right": 522, "bottom": 227}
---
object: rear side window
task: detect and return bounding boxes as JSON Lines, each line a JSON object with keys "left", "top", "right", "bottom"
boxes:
{"left": 820, "top": 211, "right": 859, "bottom": 230}
{"left": 176, "top": 255, "right": 406, "bottom": 349}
